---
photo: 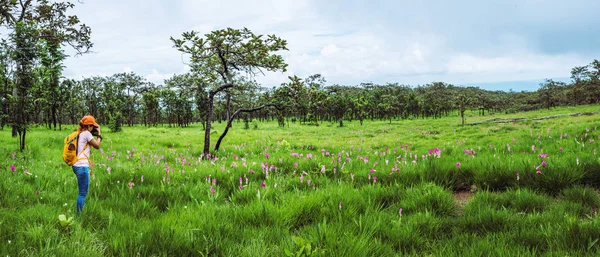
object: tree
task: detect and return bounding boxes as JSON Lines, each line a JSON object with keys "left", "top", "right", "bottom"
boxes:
{"left": 537, "top": 79, "right": 565, "bottom": 110}
{"left": 456, "top": 92, "right": 473, "bottom": 125}
{"left": 1, "top": 0, "right": 92, "bottom": 151}
{"left": 171, "top": 27, "right": 288, "bottom": 156}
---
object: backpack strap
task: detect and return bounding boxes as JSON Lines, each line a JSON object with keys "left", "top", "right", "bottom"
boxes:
{"left": 76, "top": 144, "right": 90, "bottom": 161}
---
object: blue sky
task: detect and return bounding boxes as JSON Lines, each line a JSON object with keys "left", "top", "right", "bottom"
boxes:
{"left": 61, "top": 0, "right": 600, "bottom": 91}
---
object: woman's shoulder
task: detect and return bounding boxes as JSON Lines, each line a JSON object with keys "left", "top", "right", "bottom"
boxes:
{"left": 80, "top": 131, "right": 93, "bottom": 138}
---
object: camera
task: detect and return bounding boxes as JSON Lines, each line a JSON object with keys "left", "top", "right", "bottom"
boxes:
{"left": 91, "top": 126, "right": 100, "bottom": 136}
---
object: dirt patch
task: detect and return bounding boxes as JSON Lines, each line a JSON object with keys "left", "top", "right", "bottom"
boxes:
{"left": 453, "top": 191, "right": 475, "bottom": 216}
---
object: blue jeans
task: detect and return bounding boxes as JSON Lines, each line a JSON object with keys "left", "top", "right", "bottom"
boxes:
{"left": 72, "top": 166, "right": 90, "bottom": 214}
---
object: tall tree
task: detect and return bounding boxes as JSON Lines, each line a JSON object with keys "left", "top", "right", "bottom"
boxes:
{"left": 171, "top": 27, "right": 288, "bottom": 156}
{"left": 0, "top": 0, "right": 92, "bottom": 151}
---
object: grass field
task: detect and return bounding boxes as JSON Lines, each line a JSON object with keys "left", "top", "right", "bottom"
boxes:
{"left": 2, "top": 105, "right": 600, "bottom": 256}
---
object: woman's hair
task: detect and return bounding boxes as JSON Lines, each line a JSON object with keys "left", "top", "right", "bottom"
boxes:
{"left": 77, "top": 122, "right": 91, "bottom": 133}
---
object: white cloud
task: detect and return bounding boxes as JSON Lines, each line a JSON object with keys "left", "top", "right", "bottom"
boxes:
{"left": 58, "top": 0, "right": 599, "bottom": 90}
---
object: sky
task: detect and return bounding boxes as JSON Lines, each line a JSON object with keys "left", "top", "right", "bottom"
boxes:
{"left": 61, "top": 0, "right": 600, "bottom": 92}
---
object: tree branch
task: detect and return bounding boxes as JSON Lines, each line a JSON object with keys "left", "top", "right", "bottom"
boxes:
{"left": 214, "top": 103, "right": 282, "bottom": 152}
{"left": 209, "top": 83, "right": 233, "bottom": 97}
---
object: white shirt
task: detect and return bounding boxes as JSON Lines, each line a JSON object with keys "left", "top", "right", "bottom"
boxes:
{"left": 74, "top": 131, "right": 93, "bottom": 167}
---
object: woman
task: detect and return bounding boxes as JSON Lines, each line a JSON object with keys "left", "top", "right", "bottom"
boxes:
{"left": 73, "top": 115, "right": 102, "bottom": 214}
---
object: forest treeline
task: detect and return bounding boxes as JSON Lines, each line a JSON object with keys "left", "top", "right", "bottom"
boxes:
{"left": 2, "top": 59, "right": 599, "bottom": 131}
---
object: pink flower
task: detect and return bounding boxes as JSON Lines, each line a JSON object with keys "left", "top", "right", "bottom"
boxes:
{"left": 399, "top": 208, "right": 403, "bottom": 216}
{"left": 516, "top": 173, "right": 520, "bottom": 180}
{"left": 260, "top": 181, "right": 266, "bottom": 187}
{"left": 10, "top": 164, "right": 15, "bottom": 172}
{"left": 210, "top": 186, "right": 215, "bottom": 195}
{"left": 306, "top": 153, "right": 312, "bottom": 159}
{"left": 307, "top": 180, "right": 311, "bottom": 186}
{"left": 294, "top": 162, "right": 298, "bottom": 169}
{"left": 536, "top": 170, "right": 542, "bottom": 175}
{"left": 265, "top": 153, "right": 269, "bottom": 159}
{"left": 107, "top": 167, "right": 111, "bottom": 174}
{"left": 541, "top": 161, "right": 547, "bottom": 167}
{"left": 166, "top": 177, "right": 171, "bottom": 183}
{"left": 141, "top": 175, "right": 144, "bottom": 182}
{"left": 456, "top": 162, "right": 461, "bottom": 167}
{"left": 24, "top": 169, "right": 31, "bottom": 175}
{"left": 373, "top": 176, "right": 377, "bottom": 183}
{"left": 11, "top": 152, "right": 16, "bottom": 159}
{"left": 531, "top": 145, "right": 536, "bottom": 153}
{"left": 321, "top": 165, "right": 326, "bottom": 173}
{"left": 250, "top": 170, "right": 255, "bottom": 174}
{"left": 369, "top": 168, "right": 376, "bottom": 173}
{"left": 128, "top": 182, "right": 134, "bottom": 189}
{"left": 560, "top": 147, "right": 563, "bottom": 151}
{"left": 299, "top": 175, "right": 304, "bottom": 183}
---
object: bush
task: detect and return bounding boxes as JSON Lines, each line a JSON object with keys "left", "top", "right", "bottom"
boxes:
{"left": 398, "top": 183, "right": 455, "bottom": 217}
{"left": 560, "top": 185, "right": 600, "bottom": 209}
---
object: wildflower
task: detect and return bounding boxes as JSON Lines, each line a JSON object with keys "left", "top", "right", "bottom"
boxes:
{"left": 107, "top": 167, "right": 111, "bottom": 174}
{"left": 24, "top": 169, "right": 31, "bottom": 175}
{"left": 11, "top": 152, "right": 16, "bottom": 159}
{"left": 250, "top": 170, "right": 255, "bottom": 174}
{"left": 531, "top": 145, "right": 536, "bottom": 153}
{"left": 210, "top": 186, "right": 215, "bottom": 195}
{"left": 128, "top": 182, "right": 134, "bottom": 189}
{"left": 560, "top": 147, "right": 563, "bottom": 151}
{"left": 321, "top": 165, "right": 326, "bottom": 173}
{"left": 456, "top": 162, "right": 461, "bottom": 167}
{"left": 212, "top": 178, "right": 217, "bottom": 185}
{"left": 239, "top": 177, "right": 243, "bottom": 185}
{"left": 537, "top": 170, "right": 542, "bottom": 175}
{"left": 10, "top": 164, "right": 15, "bottom": 172}
{"left": 299, "top": 175, "right": 304, "bottom": 183}
{"left": 141, "top": 175, "right": 144, "bottom": 182}
{"left": 369, "top": 168, "right": 376, "bottom": 173}
{"left": 260, "top": 181, "right": 266, "bottom": 187}
{"left": 516, "top": 173, "right": 520, "bottom": 180}
{"left": 373, "top": 176, "right": 377, "bottom": 183}
{"left": 399, "top": 208, "right": 403, "bottom": 216}
{"left": 307, "top": 153, "right": 313, "bottom": 159}
{"left": 307, "top": 180, "right": 311, "bottom": 186}
{"left": 265, "top": 153, "right": 269, "bottom": 159}
{"left": 541, "top": 161, "right": 547, "bottom": 167}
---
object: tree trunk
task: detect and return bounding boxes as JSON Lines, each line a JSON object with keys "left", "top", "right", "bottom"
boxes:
{"left": 203, "top": 83, "right": 233, "bottom": 158}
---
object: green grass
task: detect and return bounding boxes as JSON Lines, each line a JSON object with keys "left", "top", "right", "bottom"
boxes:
{"left": 2, "top": 105, "right": 600, "bottom": 256}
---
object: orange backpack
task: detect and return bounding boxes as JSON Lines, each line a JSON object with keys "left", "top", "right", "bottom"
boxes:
{"left": 63, "top": 131, "right": 89, "bottom": 166}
